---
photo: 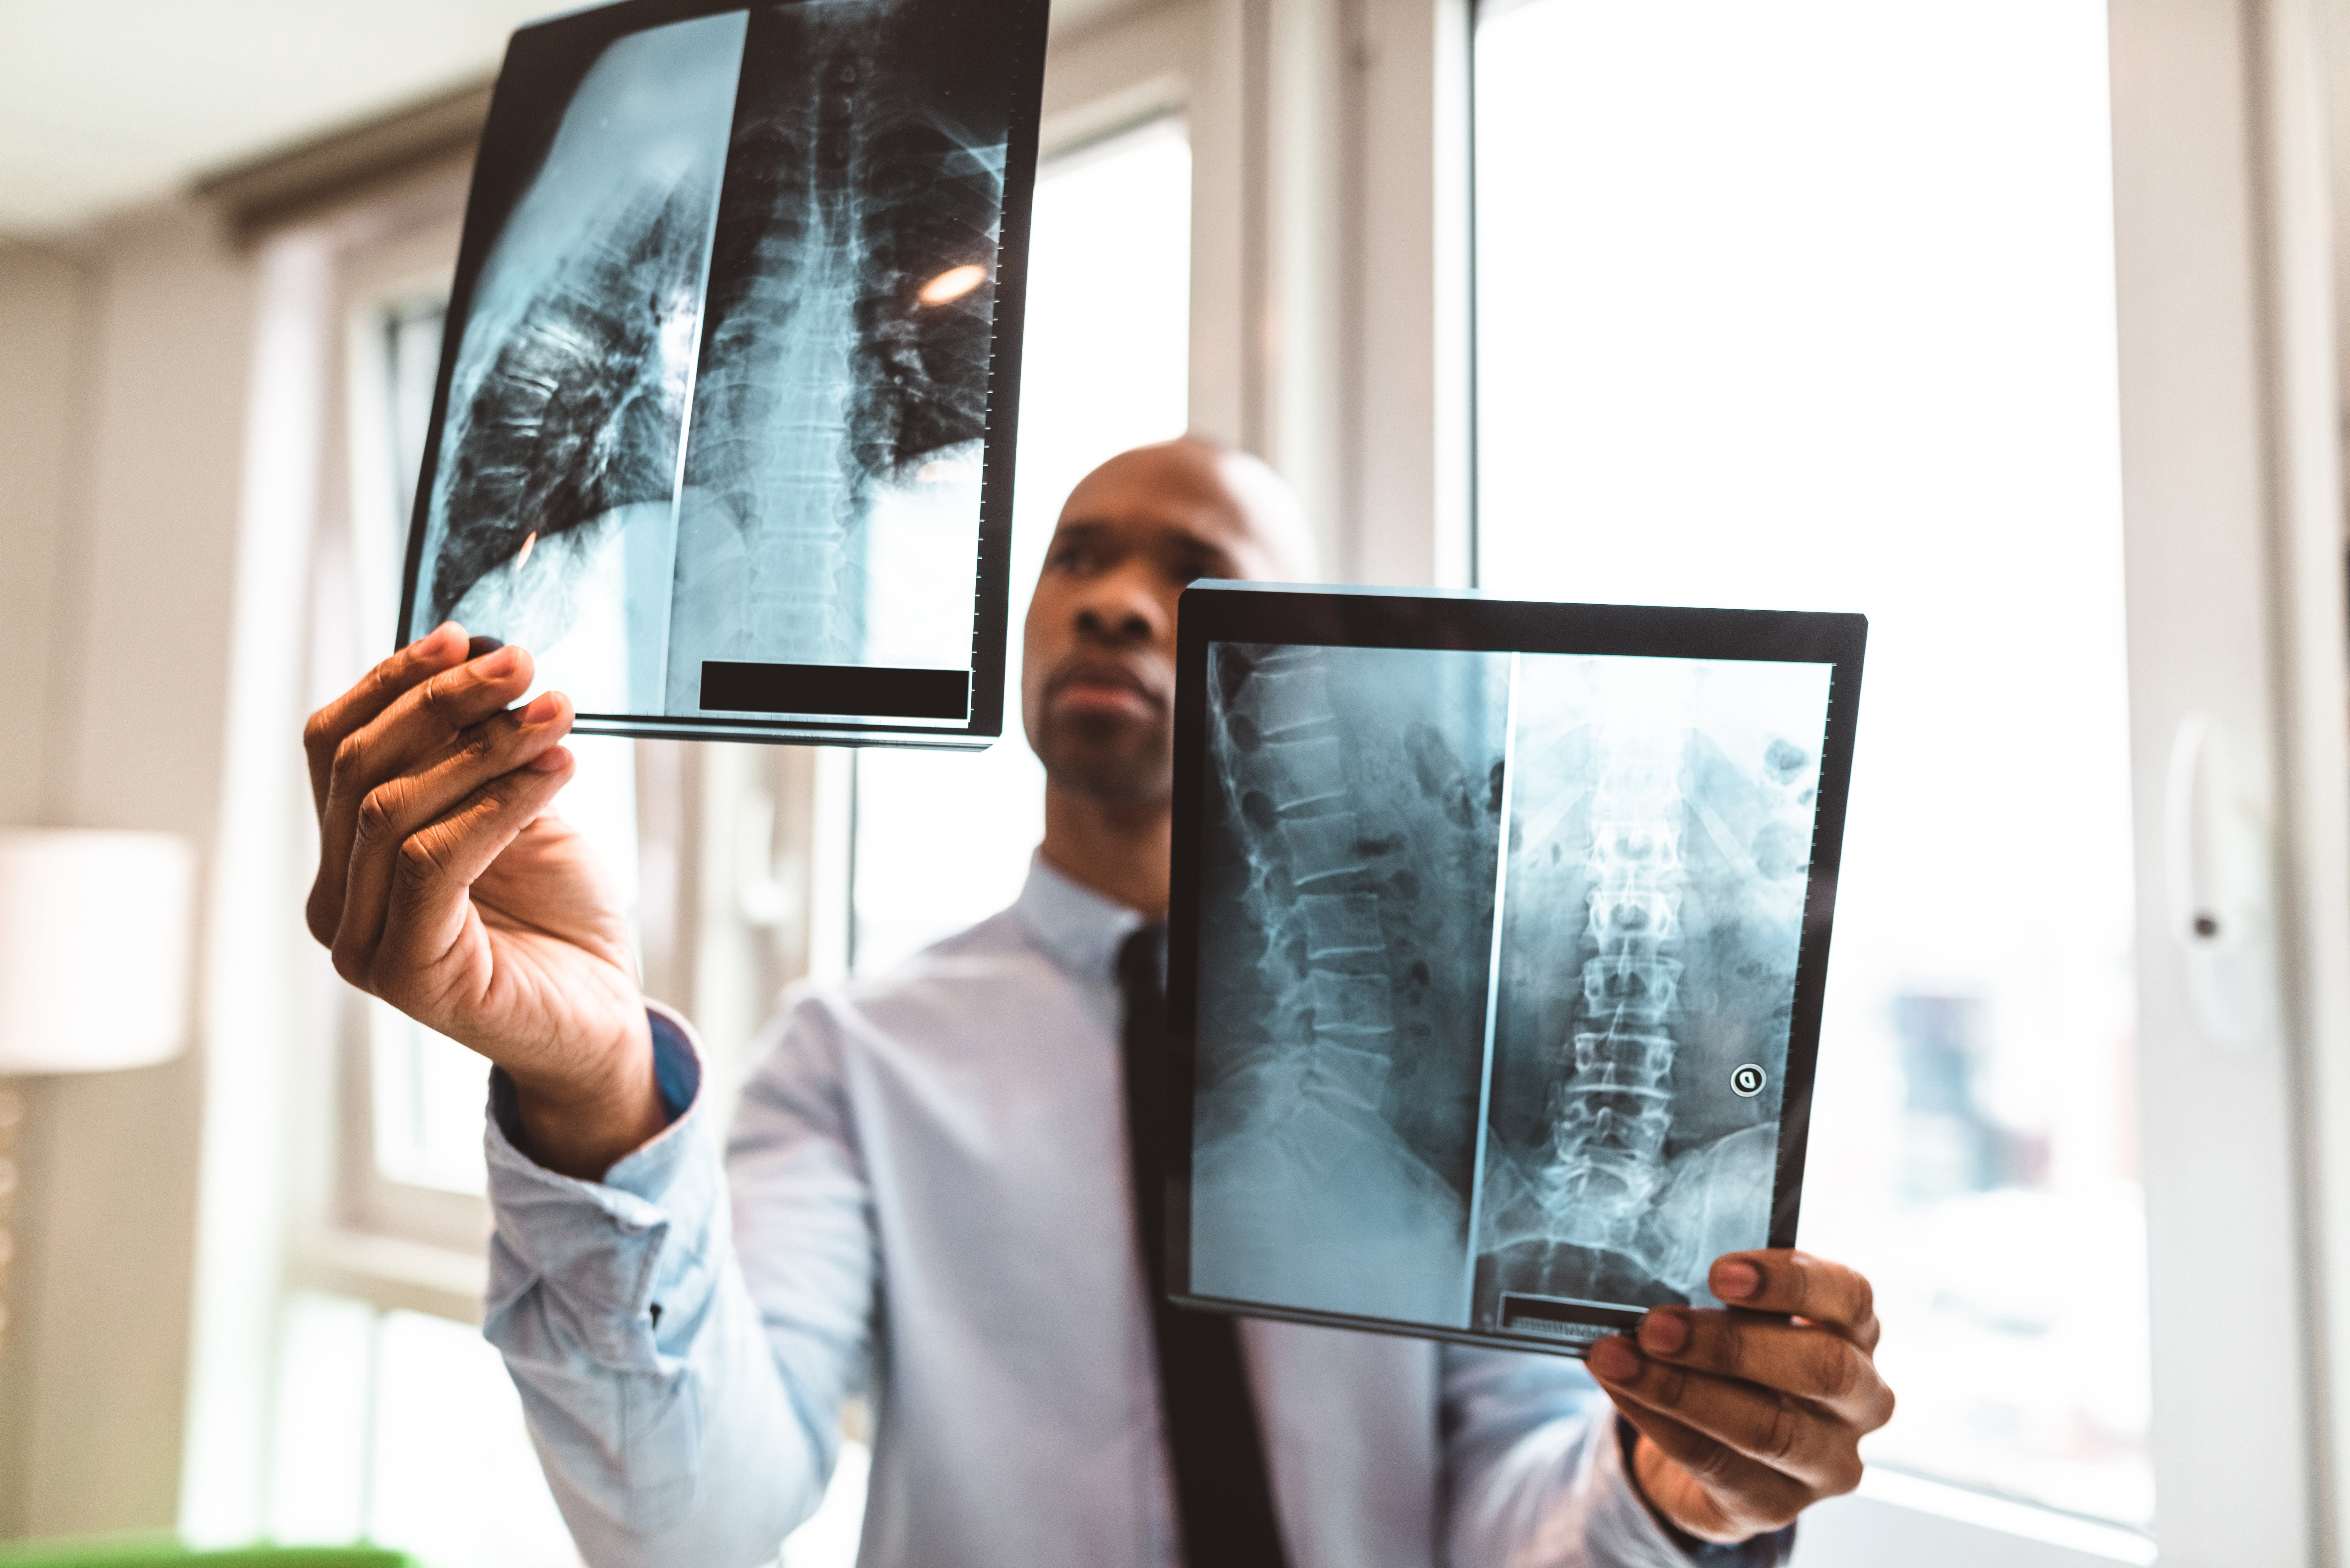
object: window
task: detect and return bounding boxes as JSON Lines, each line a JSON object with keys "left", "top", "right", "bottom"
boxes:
{"left": 852, "top": 117, "right": 1194, "bottom": 971}
{"left": 1474, "top": 0, "right": 2149, "bottom": 1537}
{"left": 271, "top": 196, "right": 656, "bottom": 1568}
{"left": 267, "top": 1293, "right": 580, "bottom": 1566}
{"left": 378, "top": 296, "right": 443, "bottom": 537}
{"left": 348, "top": 282, "right": 643, "bottom": 1199}
{"left": 350, "top": 286, "right": 495, "bottom": 1196}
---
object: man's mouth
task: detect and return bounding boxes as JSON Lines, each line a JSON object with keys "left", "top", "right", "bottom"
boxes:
{"left": 1048, "top": 660, "right": 1161, "bottom": 720}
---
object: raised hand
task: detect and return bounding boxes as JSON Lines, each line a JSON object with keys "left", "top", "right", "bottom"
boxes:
{"left": 1587, "top": 1249, "right": 1893, "bottom": 1544}
{"left": 303, "top": 623, "right": 665, "bottom": 1178}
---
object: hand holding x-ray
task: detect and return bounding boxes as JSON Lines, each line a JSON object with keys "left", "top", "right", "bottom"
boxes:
{"left": 1589, "top": 1249, "right": 1892, "bottom": 1543}
{"left": 1164, "top": 586, "right": 1885, "bottom": 1538}
{"left": 302, "top": 625, "right": 665, "bottom": 1179}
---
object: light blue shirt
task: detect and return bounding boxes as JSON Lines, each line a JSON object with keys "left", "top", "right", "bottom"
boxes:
{"left": 482, "top": 855, "right": 1710, "bottom": 1568}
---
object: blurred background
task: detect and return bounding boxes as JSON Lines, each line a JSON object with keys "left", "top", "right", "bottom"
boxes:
{"left": 5, "top": 2, "right": 2350, "bottom": 1565}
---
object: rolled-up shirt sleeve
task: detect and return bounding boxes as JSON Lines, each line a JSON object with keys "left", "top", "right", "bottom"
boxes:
{"left": 1440, "top": 1346, "right": 1793, "bottom": 1568}
{"left": 482, "top": 1002, "right": 866, "bottom": 1568}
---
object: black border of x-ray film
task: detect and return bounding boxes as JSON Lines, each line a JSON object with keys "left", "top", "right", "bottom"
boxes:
{"left": 393, "top": 0, "right": 1048, "bottom": 750}
{"left": 1162, "top": 581, "right": 1867, "bottom": 1358}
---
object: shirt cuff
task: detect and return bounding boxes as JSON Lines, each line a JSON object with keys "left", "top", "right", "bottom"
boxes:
{"left": 482, "top": 1003, "right": 722, "bottom": 1367}
{"left": 1614, "top": 1416, "right": 1797, "bottom": 1566}
{"left": 488, "top": 1004, "right": 701, "bottom": 1157}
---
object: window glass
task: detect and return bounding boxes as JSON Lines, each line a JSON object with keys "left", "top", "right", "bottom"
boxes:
{"left": 1473, "top": 0, "right": 2148, "bottom": 1526}
{"left": 382, "top": 296, "right": 445, "bottom": 535}
{"left": 853, "top": 118, "right": 1193, "bottom": 972}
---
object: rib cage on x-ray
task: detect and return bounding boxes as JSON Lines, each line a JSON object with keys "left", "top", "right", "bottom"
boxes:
{"left": 1188, "top": 644, "right": 1833, "bottom": 1334}
{"left": 404, "top": 0, "right": 1023, "bottom": 722}
{"left": 425, "top": 174, "right": 715, "bottom": 632}
{"left": 413, "top": 11, "right": 747, "bottom": 712}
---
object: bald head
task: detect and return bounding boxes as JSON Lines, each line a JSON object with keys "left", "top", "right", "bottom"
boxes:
{"left": 1060, "top": 437, "right": 1320, "bottom": 583}
{"left": 1020, "top": 438, "right": 1316, "bottom": 810}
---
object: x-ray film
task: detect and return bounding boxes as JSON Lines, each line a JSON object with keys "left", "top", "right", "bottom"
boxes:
{"left": 395, "top": 0, "right": 1047, "bottom": 746}
{"left": 1165, "top": 584, "right": 1865, "bottom": 1356}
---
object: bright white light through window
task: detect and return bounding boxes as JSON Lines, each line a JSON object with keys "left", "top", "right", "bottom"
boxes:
{"left": 854, "top": 119, "right": 1193, "bottom": 972}
{"left": 1474, "top": 0, "right": 2148, "bottom": 1526}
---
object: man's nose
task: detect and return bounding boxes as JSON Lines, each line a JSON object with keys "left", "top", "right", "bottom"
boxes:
{"left": 1072, "top": 564, "right": 1165, "bottom": 645}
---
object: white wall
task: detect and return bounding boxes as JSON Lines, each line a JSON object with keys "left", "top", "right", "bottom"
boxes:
{"left": 0, "top": 231, "right": 85, "bottom": 1540}
{"left": 0, "top": 205, "right": 257, "bottom": 1536}
{"left": 0, "top": 241, "right": 81, "bottom": 825}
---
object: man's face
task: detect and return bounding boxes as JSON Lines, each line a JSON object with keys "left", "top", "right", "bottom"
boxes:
{"left": 1022, "top": 447, "right": 1297, "bottom": 805}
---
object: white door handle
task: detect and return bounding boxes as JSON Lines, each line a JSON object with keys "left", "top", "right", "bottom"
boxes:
{"left": 2165, "top": 715, "right": 2222, "bottom": 946}
{"left": 2163, "top": 714, "right": 2274, "bottom": 1052}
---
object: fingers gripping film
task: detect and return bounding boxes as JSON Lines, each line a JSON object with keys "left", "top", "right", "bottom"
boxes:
{"left": 307, "top": 644, "right": 536, "bottom": 950}
{"left": 1712, "top": 1250, "right": 1881, "bottom": 1351}
{"left": 345, "top": 750, "right": 577, "bottom": 1009}
{"left": 303, "top": 623, "right": 467, "bottom": 815}
{"left": 331, "top": 694, "right": 572, "bottom": 972}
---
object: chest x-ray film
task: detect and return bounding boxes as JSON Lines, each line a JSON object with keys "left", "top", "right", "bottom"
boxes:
{"left": 1164, "top": 584, "right": 1865, "bottom": 1355}
{"left": 395, "top": 0, "right": 1047, "bottom": 746}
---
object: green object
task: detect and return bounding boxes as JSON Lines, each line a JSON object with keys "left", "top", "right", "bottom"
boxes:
{"left": 0, "top": 1537, "right": 420, "bottom": 1568}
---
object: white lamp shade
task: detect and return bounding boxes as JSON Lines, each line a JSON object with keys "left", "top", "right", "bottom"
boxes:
{"left": 0, "top": 829, "right": 198, "bottom": 1074}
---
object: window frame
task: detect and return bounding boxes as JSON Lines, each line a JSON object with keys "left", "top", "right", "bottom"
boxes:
{"left": 300, "top": 182, "right": 501, "bottom": 1314}
{"left": 2104, "top": 2, "right": 2348, "bottom": 1561}
{"left": 1450, "top": 0, "right": 2350, "bottom": 1561}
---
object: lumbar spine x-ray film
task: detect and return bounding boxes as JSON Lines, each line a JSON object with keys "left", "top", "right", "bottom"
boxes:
{"left": 1168, "top": 585, "right": 1864, "bottom": 1354}
{"left": 397, "top": 0, "right": 1047, "bottom": 746}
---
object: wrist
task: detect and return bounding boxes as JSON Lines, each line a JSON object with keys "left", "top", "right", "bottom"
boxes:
{"left": 507, "top": 1014, "right": 666, "bottom": 1180}
{"left": 1615, "top": 1419, "right": 1797, "bottom": 1564}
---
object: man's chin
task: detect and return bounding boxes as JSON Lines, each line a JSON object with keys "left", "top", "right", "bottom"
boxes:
{"left": 1036, "top": 731, "right": 1172, "bottom": 806}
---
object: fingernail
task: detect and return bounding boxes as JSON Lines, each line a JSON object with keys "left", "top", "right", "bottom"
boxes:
{"left": 1639, "top": 1310, "right": 1689, "bottom": 1355}
{"left": 520, "top": 693, "right": 559, "bottom": 726}
{"left": 1588, "top": 1338, "right": 1641, "bottom": 1381}
{"left": 467, "top": 634, "right": 506, "bottom": 660}
{"left": 418, "top": 621, "right": 461, "bottom": 652}
{"left": 528, "top": 744, "right": 570, "bottom": 773}
{"left": 1715, "top": 1260, "right": 1762, "bottom": 1301}
{"left": 478, "top": 645, "right": 520, "bottom": 678}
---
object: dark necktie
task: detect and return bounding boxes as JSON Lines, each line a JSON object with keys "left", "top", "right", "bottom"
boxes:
{"left": 1117, "top": 923, "right": 1291, "bottom": 1568}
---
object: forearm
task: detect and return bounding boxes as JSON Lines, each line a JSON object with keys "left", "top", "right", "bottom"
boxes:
{"left": 489, "top": 1220, "right": 830, "bottom": 1566}
{"left": 507, "top": 1007, "right": 668, "bottom": 1180}
{"left": 484, "top": 1009, "right": 853, "bottom": 1567}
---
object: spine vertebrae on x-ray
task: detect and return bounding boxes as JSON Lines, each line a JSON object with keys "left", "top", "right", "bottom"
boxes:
{"left": 1544, "top": 714, "right": 1687, "bottom": 1250}
{"left": 1217, "top": 647, "right": 1398, "bottom": 1136}
{"left": 683, "top": 0, "right": 1004, "bottom": 664}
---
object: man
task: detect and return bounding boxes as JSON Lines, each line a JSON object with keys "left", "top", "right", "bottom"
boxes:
{"left": 303, "top": 439, "right": 1891, "bottom": 1567}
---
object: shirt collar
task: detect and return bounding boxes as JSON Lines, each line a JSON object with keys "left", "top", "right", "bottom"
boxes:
{"left": 1012, "top": 851, "right": 1148, "bottom": 984}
